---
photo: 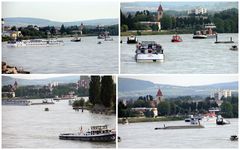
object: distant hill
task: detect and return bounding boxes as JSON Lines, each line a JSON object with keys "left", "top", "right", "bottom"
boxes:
{"left": 121, "top": 2, "right": 238, "bottom": 12}
{"left": 118, "top": 78, "right": 238, "bottom": 98}
{"left": 3, "top": 17, "right": 118, "bottom": 27}
{"left": 2, "top": 76, "right": 80, "bottom": 86}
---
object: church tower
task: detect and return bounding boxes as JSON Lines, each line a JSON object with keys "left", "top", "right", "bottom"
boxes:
{"left": 156, "top": 88, "right": 163, "bottom": 104}
{"left": 157, "top": 4, "right": 163, "bottom": 21}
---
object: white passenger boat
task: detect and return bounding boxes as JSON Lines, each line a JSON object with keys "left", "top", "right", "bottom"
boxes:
{"left": 59, "top": 125, "right": 116, "bottom": 142}
{"left": 127, "top": 35, "right": 138, "bottom": 44}
{"left": 135, "top": 41, "right": 164, "bottom": 62}
{"left": 7, "top": 39, "right": 64, "bottom": 47}
{"left": 193, "top": 23, "right": 217, "bottom": 39}
{"left": 2, "top": 99, "right": 32, "bottom": 106}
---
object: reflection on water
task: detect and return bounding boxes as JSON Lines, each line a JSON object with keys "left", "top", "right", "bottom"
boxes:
{"left": 118, "top": 119, "right": 238, "bottom": 148}
{"left": 121, "top": 33, "right": 238, "bottom": 74}
{"left": 2, "top": 36, "right": 118, "bottom": 74}
{"left": 2, "top": 100, "right": 116, "bottom": 148}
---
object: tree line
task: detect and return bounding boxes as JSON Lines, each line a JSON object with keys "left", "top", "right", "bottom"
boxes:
{"left": 118, "top": 95, "right": 238, "bottom": 118}
{"left": 121, "top": 8, "right": 238, "bottom": 33}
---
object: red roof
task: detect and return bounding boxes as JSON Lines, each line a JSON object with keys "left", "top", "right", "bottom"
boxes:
{"left": 156, "top": 89, "right": 163, "bottom": 96}
{"left": 158, "top": 4, "right": 163, "bottom": 12}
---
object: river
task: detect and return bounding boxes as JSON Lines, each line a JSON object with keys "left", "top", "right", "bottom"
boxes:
{"left": 121, "top": 33, "right": 238, "bottom": 74}
{"left": 118, "top": 119, "right": 238, "bottom": 148}
{"left": 2, "top": 36, "right": 118, "bottom": 74}
{"left": 2, "top": 100, "right": 116, "bottom": 148}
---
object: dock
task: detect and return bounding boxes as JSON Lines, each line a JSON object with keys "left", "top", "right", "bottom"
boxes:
{"left": 155, "top": 125, "right": 204, "bottom": 130}
{"left": 215, "top": 35, "right": 234, "bottom": 44}
{"left": 31, "top": 102, "right": 54, "bottom": 105}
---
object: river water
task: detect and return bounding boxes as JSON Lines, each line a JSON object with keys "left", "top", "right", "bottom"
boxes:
{"left": 121, "top": 33, "right": 238, "bottom": 74}
{"left": 2, "top": 100, "right": 116, "bottom": 148}
{"left": 2, "top": 36, "right": 118, "bottom": 74}
{"left": 118, "top": 119, "right": 238, "bottom": 148}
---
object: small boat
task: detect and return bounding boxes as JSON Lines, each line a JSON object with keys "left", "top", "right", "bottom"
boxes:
{"left": 127, "top": 35, "right": 138, "bottom": 44}
{"left": 171, "top": 35, "right": 182, "bottom": 42}
{"left": 135, "top": 41, "right": 164, "bottom": 62}
{"left": 59, "top": 125, "right": 116, "bottom": 142}
{"left": 193, "top": 23, "right": 217, "bottom": 39}
{"left": 118, "top": 136, "right": 121, "bottom": 142}
{"left": 230, "top": 45, "right": 238, "bottom": 51}
{"left": 230, "top": 135, "right": 238, "bottom": 141}
{"left": 44, "top": 108, "right": 49, "bottom": 111}
{"left": 71, "top": 37, "right": 81, "bottom": 42}
{"left": 97, "top": 41, "right": 102, "bottom": 44}
{"left": 216, "top": 115, "right": 230, "bottom": 125}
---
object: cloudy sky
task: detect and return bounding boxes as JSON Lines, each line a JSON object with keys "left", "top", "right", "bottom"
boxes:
{"left": 2, "top": 0, "right": 118, "bottom": 22}
{"left": 120, "top": 75, "right": 238, "bottom": 86}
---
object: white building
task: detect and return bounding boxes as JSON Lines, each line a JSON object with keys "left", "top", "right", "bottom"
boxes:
{"left": 211, "top": 89, "right": 232, "bottom": 101}
{"left": 188, "top": 7, "right": 207, "bottom": 15}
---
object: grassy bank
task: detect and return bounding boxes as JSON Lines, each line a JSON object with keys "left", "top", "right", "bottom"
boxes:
{"left": 118, "top": 116, "right": 185, "bottom": 123}
{"left": 121, "top": 29, "right": 194, "bottom": 36}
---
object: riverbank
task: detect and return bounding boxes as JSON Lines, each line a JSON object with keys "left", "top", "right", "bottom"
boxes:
{"left": 2, "top": 61, "right": 30, "bottom": 74}
{"left": 121, "top": 29, "right": 193, "bottom": 36}
{"left": 118, "top": 116, "right": 184, "bottom": 123}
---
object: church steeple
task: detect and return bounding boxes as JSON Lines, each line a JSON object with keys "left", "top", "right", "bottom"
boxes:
{"left": 157, "top": 4, "right": 163, "bottom": 21}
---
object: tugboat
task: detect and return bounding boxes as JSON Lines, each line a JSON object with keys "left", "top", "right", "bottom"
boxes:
{"left": 59, "top": 125, "right": 116, "bottom": 142}
{"left": 216, "top": 115, "right": 230, "bottom": 125}
{"left": 171, "top": 34, "right": 182, "bottom": 42}
{"left": 127, "top": 35, "right": 138, "bottom": 44}
{"left": 193, "top": 23, "right": 217, "bottom": 39}
{"left": 135, "top": 41, "right": 164, "bottom": 62}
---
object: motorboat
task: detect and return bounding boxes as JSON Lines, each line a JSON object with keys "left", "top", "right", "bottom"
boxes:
{"left": 71, "top": 37, "right": 81, "bottom": 42}
{"left": 230, "top": 135, "right": 238, "bottom": 141}
{"left": 127, "top": 35, "right": 138, "bottom": 44}
{"left": 216, "top": 115, "right": 230, "bottom": 125}
{"left": 59, "top": 125, "right": 116, "bottom": 142}
{"left": 230, "top": 45, "right": 238, "bottom": 51}
{"left": 171, "top": 35, "right": 182, "bottom": 42}
{"left": 193, "top": 23, "right": 217, "bottom": 39}
{"left": 135, "top": 41, "right": 164, "bottom": 62}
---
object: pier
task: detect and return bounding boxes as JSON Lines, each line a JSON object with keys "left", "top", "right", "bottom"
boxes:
{"left": 155, "top": 125, "right": 204, "bottom": 130}
{"left": 215, "top": 35, "right": 234, "bottom": 44}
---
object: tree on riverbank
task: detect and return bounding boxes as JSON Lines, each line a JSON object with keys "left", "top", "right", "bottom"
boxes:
{"left": 101, "top": 76, "right": 114, "bottom": 107}
{"left": 89, "top": 76, "right": 101, "bottom": 105}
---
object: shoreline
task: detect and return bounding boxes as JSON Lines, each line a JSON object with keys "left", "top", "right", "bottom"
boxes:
{"left": 118, "top": 116, "right": 185, "bottom": 124}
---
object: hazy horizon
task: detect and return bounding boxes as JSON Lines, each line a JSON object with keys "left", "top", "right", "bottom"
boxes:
{"left": 2, "top": 1, "right": 118, "bottom": 22}
{"left": 120, "top": 76, "right": 238, "bottom": 87}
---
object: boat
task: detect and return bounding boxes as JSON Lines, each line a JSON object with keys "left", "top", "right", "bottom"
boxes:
{"left": 42, "top": 99, "right": 55, "bottom": 104}
{"left": 97, "top": 41, "right": 102, "bottom": 44}
{"left": 53, "top": 97, "right": 61, "bottom": 101}
{"left": 7, "top": 40, "right": 26, "bottom": 47}
{"left": 216, "top": 115, "right": 230, "bottom": 125}
{"left": 230, "top": 135, "right": 238, "bottom": 141}
{"left": 59, "top": 125, "right": 116, "bottom": 142}
{"left": 118, "top": 137, "right": 121, "bottom": 142}
{"left": 193, "top": 23, "right": 217, "bottom": 39}
{"left": 7, "top": 39, "right": 64, "bottom": 47}
{"left": 2, "top": 99, "right": 32, "bottom": 106}
{"left": 171, "top": 35, "right": 182, "bottom": 42}
{"left": 135, "top": 41, "right": 164, "bottom": 62}
{"left": 155, "top": 125, "right": 204, "bottom": 130}
{"left": 44, "top": 108, "right": 49, "bottom": 111}
{"left": 230, "top": 45, "right": 238, "bottom": 51}
{"left": 71, "top": 37, "right": 81, "bottom": 42}
{"left": 104, "top": 37, "right": 113, "bottom": 41}
{"left": 202, "top": 108, "right": 219, "bottom": 123}
{"left": 127, "top": 35, "right": 138, "bottom": 44}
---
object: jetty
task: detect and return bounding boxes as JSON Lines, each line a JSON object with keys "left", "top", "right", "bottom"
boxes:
{"left": 215, "top": 35, "right": 234, "bottom": 44}
{"left": 155, "top": 125, "right": 204, "bottom": 130}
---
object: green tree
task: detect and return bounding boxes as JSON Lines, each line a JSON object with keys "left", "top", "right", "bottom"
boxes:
{"left": 157, "top": 101, "right": 170, "bottom": 116}
{"left": 101, "top": 76, "right": 114, "bottom": 108}
{"left": 60, "top": 24, "right": 66, "bottom": 34}
{"left": 221, "top": 101, "right": 233, "bottom": 118}
{"left": 89, "top": 76, "right": 101, "bottom": 105}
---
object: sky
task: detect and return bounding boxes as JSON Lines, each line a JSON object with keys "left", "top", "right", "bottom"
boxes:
{"left": 2, "top": 0, "right": 118, "bottom": 22}
{"left": 121, "top": 75, "right": 238, "bottom": 86}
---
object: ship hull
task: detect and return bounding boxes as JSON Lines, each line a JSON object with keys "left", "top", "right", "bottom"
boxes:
{"left": 59, "top": 133, "right": 116, "bottom": 142}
